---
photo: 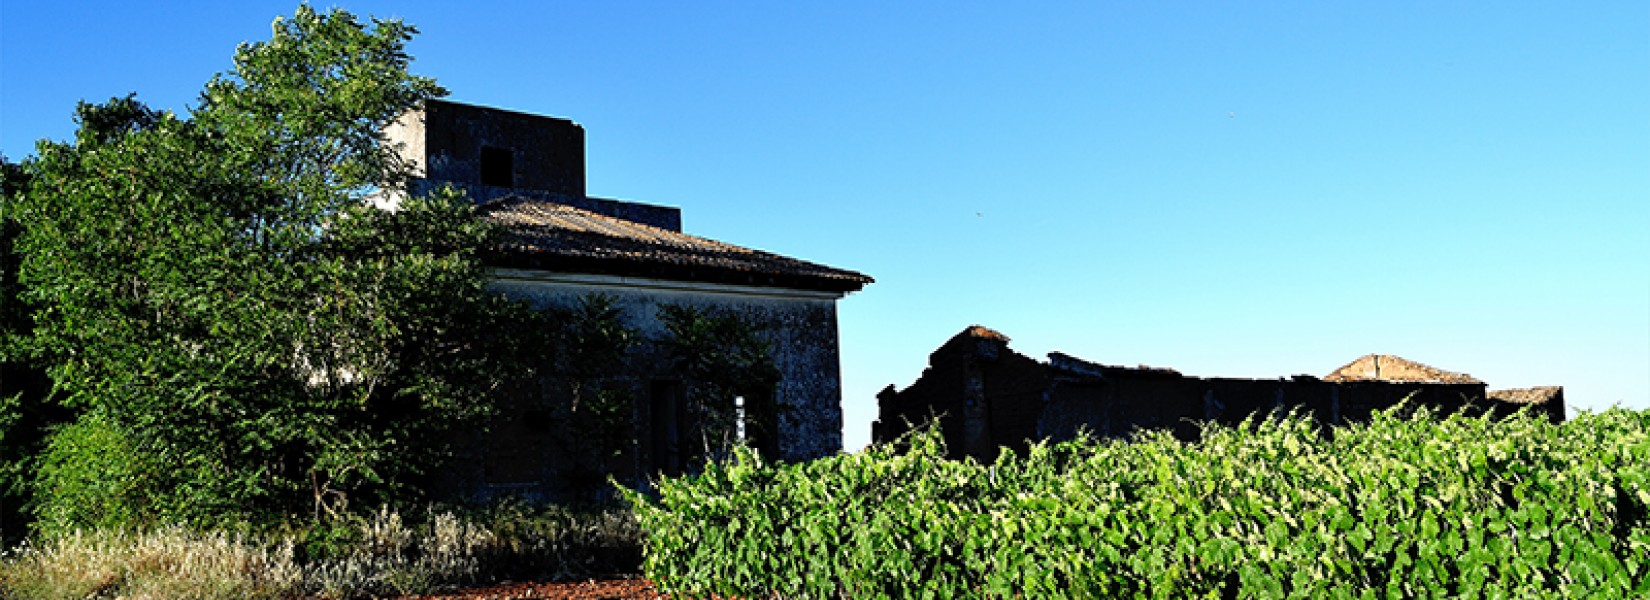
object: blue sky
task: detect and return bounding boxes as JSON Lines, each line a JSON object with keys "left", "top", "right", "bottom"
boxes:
{"left": 4, "top": 2, "right": 1646, "bottom": 450}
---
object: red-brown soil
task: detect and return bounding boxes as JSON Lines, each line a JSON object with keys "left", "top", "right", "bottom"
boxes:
{"left": 404, "top": 578, "right": 668, "bottom": 600}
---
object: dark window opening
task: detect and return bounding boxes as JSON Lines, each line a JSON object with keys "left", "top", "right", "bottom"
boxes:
{"left": 741, "top": 390, "right": 780, "bottom": 459}
{"left": 480, "top": 146, "right": 514, "bottom": 187}
{"left": 485, "top": 394, "right": 541, "bottom": 485}
{"left": 649, "top": 380, "right": 685, "bottom": 476}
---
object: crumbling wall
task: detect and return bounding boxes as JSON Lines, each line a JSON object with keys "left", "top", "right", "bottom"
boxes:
{"left": 873, "top": 339, "right": 971, "bottom": 459}
{"left": 1486, "top": 387, "right": 1566, "bottom": 422}
{"left": 872, "top": 327, "right": 1056, "bottom": 461}
{"left": 875, "top": 327, "right": 1562, "bottom": 457}
{"left": 980, "top": 349, "right": 1050, "bottom": 460}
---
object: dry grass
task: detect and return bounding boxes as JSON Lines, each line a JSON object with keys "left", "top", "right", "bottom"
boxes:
{"left": 303, "top": 507, "right": 498, "bottom": 598}
{"left": 0, "top": 505, "right": 588, "bottom": 600}
{"left": 0, "top": 527, "right": 299, "bottom": 600}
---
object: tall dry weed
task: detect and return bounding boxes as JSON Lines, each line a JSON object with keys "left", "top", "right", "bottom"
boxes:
{"left": 1, "top": 503, "right": 637, "bottom": 599}
{"left": 303, "top": 506, "right": 497, "bottom": 597}
{"left": 0, "top": 527, "right": 299, "bottom": 600}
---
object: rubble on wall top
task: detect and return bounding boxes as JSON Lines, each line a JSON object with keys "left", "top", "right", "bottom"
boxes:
{"left": 1488, "top": 386, "right": 1564, "bottom": 405}
{"left": 961, "top": 325, "right": 1010, "bottom": 342}
{"left": 1048, "top": 351, "right": 1105, "bottom": 379}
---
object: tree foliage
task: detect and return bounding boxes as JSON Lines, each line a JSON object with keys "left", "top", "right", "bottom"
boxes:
{"left": 553, "top": 295, "right": 637, "bottom": 464}
{"left": 9, "top": 5, "right": 537, "bottom": 531}
{"left": 2, "top": 154, "right": 58, "bottom": 546}
{"left": 657, "top": 305, "right": 781, "bottom": 463}
{"left": 497, "top": 294, "right": 641, "bottom": 496}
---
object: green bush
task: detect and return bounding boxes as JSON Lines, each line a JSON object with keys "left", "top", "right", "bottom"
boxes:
{"left": 455, "top": 500, "right": 644, "bottom": 582}
{"left": 30, "top": 414, "right": 154, "bottom": 536}
{"left": 628, "top": 407, "right": 1650, "bottom": 599}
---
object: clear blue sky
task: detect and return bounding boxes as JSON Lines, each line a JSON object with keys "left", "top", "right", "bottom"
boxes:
{"left": 4, "top": 2, "right": 1646, "bottom": 450}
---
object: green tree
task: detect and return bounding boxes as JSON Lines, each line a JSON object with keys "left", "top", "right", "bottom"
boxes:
{"left": 11, "top": 6, "right": 539, "bottom": 531}
{"left": 2, "top": 154, "right": 60, "bottom": 545}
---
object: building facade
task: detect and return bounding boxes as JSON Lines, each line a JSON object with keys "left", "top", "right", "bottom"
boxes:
{"left": 387, "top": 100, "right": 871, "bottom": 500}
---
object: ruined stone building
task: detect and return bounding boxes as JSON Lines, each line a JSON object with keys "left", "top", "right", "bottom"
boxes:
{"left": 384, "top": 100, "right": 871, "bottom": 499}
{"left": 873, "top": 326, "right": 1564, "bottom": 462}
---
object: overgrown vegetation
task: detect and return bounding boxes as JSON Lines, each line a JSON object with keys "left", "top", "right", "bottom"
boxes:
{"left": 555, "top": 295, "right": 638, "bottom": 456}
{"left": 629, "top": 406, "right": 1650, "bottom": 599}
{"left": 1, "top": 5, "right": 544, "bottom": 535}
{"left": 531, "top": 294, "right": 639, "bottom": 496}
{"left": 657, "top": 304, "right": 781, "bottom": 462}
{"left": 485, "top": 297, "right": 785, "bottom": 497}
{"left": 0, "top": 503, "right": 642, "bottom": 599}
{"left": 0, "top": 156, "right": 56, "bottom": 548}
{"left": 1, "top": 5, "right": 791, "bottom": 567}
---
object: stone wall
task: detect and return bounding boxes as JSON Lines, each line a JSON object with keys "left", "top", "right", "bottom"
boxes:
{"left": 385, "top": 99, "right": 683, "bottom": 231}
{"left": 386, "top": 99, "right": 586, "bottom": 197}
{"left": 494, "top": 272, "right": 848, "bottom": 460}
{"left": 875, "top": 327, "right": 1566, "bottom": 461}
{"left": 438, "top": 271, "right": 847, "bottom": 502}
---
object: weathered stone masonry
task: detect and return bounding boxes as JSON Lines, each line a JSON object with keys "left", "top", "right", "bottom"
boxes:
{"left": 384, "top": 99, "right": 680, "bottom": 230}
{"left": 486, "top": 273, "right": 849, "bottom": 462}
{"left": 875, "top": 326, "right": 1565, "bottom": 462}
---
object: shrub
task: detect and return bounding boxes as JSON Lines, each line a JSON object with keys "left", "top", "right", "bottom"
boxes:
{"left": 30, "top": 414, "right": 153, "bottom": 535}
{"left": 299, "top": 506, "right": 496, "bottom": 598}
{"left": 459, "top": 500, "right": 644, "bottom": 582}
{"left": 9, "top": 4, "right": 534, "bottom": 534}
{"left": 628, "top": 407, "right": 1650, "bottom": 599}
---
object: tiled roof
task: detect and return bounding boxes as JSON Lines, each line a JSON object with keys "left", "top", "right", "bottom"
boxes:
{"left": 478, "top": 196, "right": 873, "bottom": 293}
{"left": 1324, "top": 354, "right": 1482, "bottom": 384}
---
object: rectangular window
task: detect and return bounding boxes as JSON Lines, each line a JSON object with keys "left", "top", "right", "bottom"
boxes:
{"left": 649, "top": 380, "right": 685, "bottom": 476}
{"left": 743, "top": 391, "right": 779, "bottom": 459}
{"left": 480, "top": 146, "right": 514, "bottom": 187}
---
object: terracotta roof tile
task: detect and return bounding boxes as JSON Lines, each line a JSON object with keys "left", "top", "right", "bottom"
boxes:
{"left": 1324, "top": 354, "right": 1482, "bottom": 384}
{"left": 479, "top": 196, "right": 872, "bottom": 293}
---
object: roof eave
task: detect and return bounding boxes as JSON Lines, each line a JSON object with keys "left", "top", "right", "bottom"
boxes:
{"left": 483, "top": 252, "right": 872, "bottom": 294}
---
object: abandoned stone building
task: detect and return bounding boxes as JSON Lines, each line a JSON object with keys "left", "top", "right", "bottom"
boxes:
{"left": 873, "top": 326, "right": 1564, "bottom": 462}
{"left": 384, "top": 99, "right": 871, "bottom": 499}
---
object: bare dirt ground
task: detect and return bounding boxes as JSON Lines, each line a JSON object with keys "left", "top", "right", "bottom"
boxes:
{"left": 404, "top": 578, "right": 669, "bottom": 600}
